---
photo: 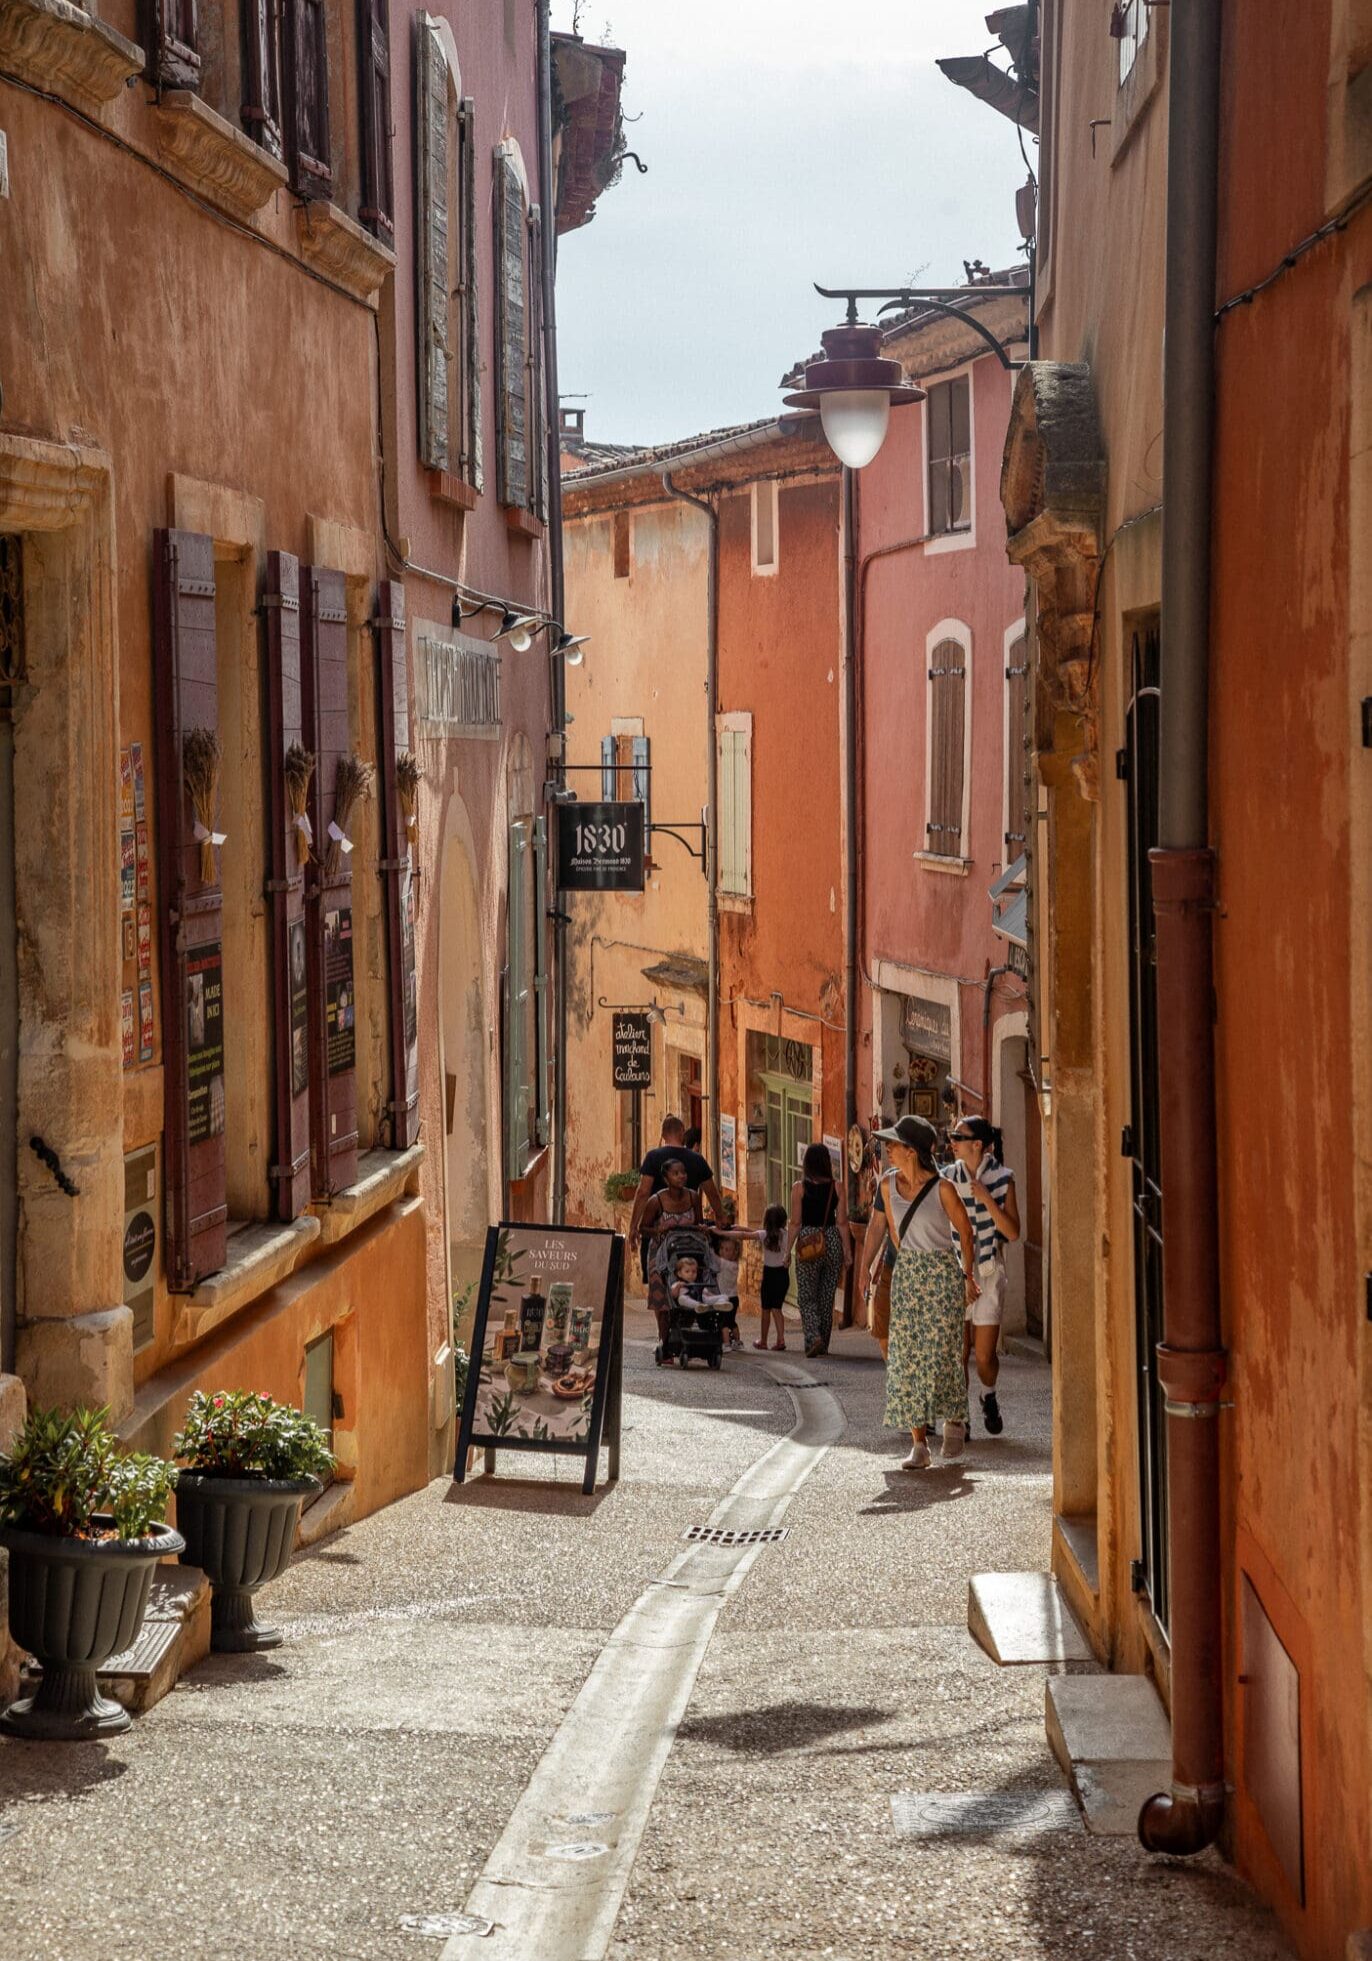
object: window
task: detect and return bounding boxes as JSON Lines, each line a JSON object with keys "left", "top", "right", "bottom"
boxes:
{"left": 358, "top": 0, "right": 395, "bottom": 245}
{"left": 504, "top": 814, "right": 550, "bottom": 1182}
{"left": 142, "top": 0, "right": 200, "bottom": 89}
{"left": 926, "top": 376, "right": 972, "bottom": 538}
{"left": 600, "top": 724, "right": 650, "bottom": 830}
{"left": 1115, "top": 0, "right": 1150, "bottom": 83}
{"left": 612, "top": 509, "right": 631, "bottom": 579}
{"left": 751, "top": 480, "right": 778, "bottom": 575}
{"left": 416, "top": 22, "right": 482, "bottom": 491}
{"left": 1004, "top": 628, "right": 1030, "bottom": 857}
{"left": 924, "top": 625, "right": 970, "bottom": 860}
{"left": 240, "top": 0, "right": 330, "bottom": 198}
{"left": 494, "top": 145, "right": 548, "bottom": 523}
{"left": 717, "top": 711, "right": 752, "bottom": 899}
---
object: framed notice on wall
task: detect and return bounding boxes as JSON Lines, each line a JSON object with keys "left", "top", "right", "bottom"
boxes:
{"left": 556, "top": 801, "right": 646, "bottom": 893}
{"left": 454, "top": 1223, "right": 624, "bottom": 1495}
{"left": 611, "top": 1010, "right": 653, "bottom": 1089}
{"left": 324, "top": 906, "right": 355, "bottom": 1077}
{"left": 719, "top": 1114, "right": 737, "bottom": 1192}
{"left": 186, "top": 942, "right": 225, "bottom": 1144}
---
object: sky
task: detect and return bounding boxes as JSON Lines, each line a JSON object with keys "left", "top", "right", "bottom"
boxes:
{"left": 551, "top": 0, "right": 1031, "bottom": 449}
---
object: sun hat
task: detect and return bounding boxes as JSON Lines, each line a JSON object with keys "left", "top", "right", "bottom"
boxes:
{"left": 872, "top": 1114, "right": 938, "bottom": 1149}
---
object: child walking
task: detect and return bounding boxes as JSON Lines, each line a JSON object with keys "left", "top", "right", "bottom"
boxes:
{"left": 753, "top": 1204, "right": 790, "bottom": 1351}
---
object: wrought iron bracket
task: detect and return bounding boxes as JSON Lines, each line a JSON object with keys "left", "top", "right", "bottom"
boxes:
{"left": 648, "top": 821, "right": 706, "bottom": 867}
{"left": 596, "top": 994, "right": 685, "bottom": 1021}
{"left": 813, "top": 284, "right": 1023, "bottom": 370}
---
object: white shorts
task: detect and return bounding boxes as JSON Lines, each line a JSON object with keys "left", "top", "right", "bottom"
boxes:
{"left": 966, "top": 1262, "right": 1007, "bottom": 1328}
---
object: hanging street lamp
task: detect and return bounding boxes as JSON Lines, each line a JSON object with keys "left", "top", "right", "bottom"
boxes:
{"left": 782, "top": 305, "right": 924, "bottom": 469}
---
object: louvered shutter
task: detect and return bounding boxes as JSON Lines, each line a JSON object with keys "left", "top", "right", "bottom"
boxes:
{"left": 286, "top": 0, "right": 332, "bottom": 200}
{"left": 302, "top": 567, "right": 359, "bottom": 1197}
{"left": 142, "top": 0, "right": 200, "bottom": 88}
{"left": 263, "top": 552, "right": 312, "bottom": 1222}
{"left": 1005, "top": 634, "right": 1029, "bottom": 853}
{"left": 457, "top": 98, "right": 483, "bottom": 490}
{"left": 416, "top": 19, "right": 450, "bottom": 472}
{"left": 601, "top": 734, "right": 615, "bottom": 800}
{"left": 532, "top": 815, "right": 550, "bottom": 1148}
{"left": 376, "top": 581, "right": 420, "bottom": 1150}
{"left": 927, "top": 638, "right": 967, "bottom": 856}
{"left": 505, "top": 820, "right": 531, "bottom": 1181}
{"left": 527, "top": 204, "right": 548, "bottom": 524}
{"left": 152, "top": 528, "right": 228, "bottom": 1290}
{"left": 632, "top": 735, "right": 651, "bottom": 835}
{"left": 495, "top": 150, "right": 529, "bottom": 510}
{"left": 242, "top": 0, "right": 284, "bottom": 160}
{"left": 358, "top": 0, "right": 394, "bottom": 245}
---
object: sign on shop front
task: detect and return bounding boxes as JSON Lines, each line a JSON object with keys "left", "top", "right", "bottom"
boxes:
{"left": 611, "top": 1011, "right": 653, "bottom": 1089}
{"left": 902, "top": 994, "right": 952, "bottom": 1063}
{"left": 557, "top": 801, "right": 646, "bottom": 893}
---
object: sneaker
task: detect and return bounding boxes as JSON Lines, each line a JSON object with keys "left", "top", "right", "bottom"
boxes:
{"left": 901, "top": 1441, "right": 932, "bottom": 1471}
{"left": 940, "top": 1420, "right": 966, "bottom": 1463}
{"left": 980, "top": 1391, "right": 1004, "bottom": 1436}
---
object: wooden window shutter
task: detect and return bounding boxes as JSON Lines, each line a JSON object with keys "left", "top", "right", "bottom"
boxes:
{"left": 527, "top": 203, "right": 548, "bottom": 524}
{"left": 152, "top": 528, "right": 228, "bottom": 1290}
{"left": 601, "top": 734, "right": 615, "bottom": 800}
{"left": 376, "top": 581, "right": 420, "bottom": 1150}
{"left": 631, "top": 734, "right": 651, "bottom": 835}
{"left": 357, "top": 0, "right": 394, "bottom": 245}
{"left": 263, "top": 552, "right": 313, "bottom": 1221}
{"left": 927, "top": 637, "right": 967, "bottom": 855}
{"left": 457, "top": 97, "right": 483, "bottom": 490}
{"left": 142, "top": 0, "right": 200, "bottom": 89}
{"left": 495, "top": 149, "right": 529, "bottom": 510}
{"left": 286, "top": 0, "right": 332, "bottom": 201}
{"left": 505, "top": 820, "right": 531, "bottom": 1181}
{"left": 416, "top": 19, "right": 450, "bottom": 472}
{"left": 532, "top": 815, "right": 550, "bottom": 1147}
{"left": 1005, "top": 634, "right": 1029, "bottom": 853}
{"left": 242, "top": 0, "right": 284, "bottom": 160}
{"left": 302, "top": 566, "right": 359, "bottom": 1197}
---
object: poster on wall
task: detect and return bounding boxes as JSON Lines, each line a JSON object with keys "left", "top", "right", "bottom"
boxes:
{"left": 454, "top": 1223, "right": 623, "bottom": 1496}
{"left": 556, "top": 801, "right": 646, "bottom": 893}
{"left": 121, "top": 990, "right": 135, "bottom": 1068}
{"left": 401, "top": 866, "right": 418, "bottom": 1051}
{"left": 719, "top": 1114, "right": 737, "bottom": 1192}
{"left": 289, "top": 917, "right": 309, "bottom": 1097}
{"left": 324, "top": 906, "right": 355, "bottom": 1077}
{"left": 138, "top": 978, "right": 155, "bottom": 1064}
{"left": 186, "top": 942, "right": 225, "bottom": 1144}
{"left": 123, "top": 1145, "right": 158, "bottom": 1352}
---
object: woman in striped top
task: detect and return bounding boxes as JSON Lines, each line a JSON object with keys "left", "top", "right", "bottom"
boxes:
{"left": 945, "top": 1118, "right": 1020, "bottom": 1436}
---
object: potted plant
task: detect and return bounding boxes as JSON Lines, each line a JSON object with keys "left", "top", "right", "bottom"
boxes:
{"left": 0, "top": 1407, "right": 181, "bottom": 1739}
{"left": 604, "top": 1170, "right": 641, "bottom": 1209}
{"left": 172, "top": 1391, "right": 334, "bottom": 1653}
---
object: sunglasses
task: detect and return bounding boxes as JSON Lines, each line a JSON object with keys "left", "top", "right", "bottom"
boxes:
{"left": 949, "top": 1132, "right": 975, "bottom": 1144}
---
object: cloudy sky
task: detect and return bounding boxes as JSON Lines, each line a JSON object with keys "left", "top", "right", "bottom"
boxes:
{"left": 551, "top": 0, "right": 1030, "bottom": 448}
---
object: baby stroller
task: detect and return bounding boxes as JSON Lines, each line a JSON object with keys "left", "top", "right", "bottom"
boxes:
{"left": 654, "top": 1226, "right": 729, "bottom": 1370}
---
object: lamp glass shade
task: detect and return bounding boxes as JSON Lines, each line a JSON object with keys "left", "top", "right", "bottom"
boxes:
{"left": 564, "top": 643, "right": 585, "bottom": 667}
{"left": 509, "top": 624, "right": 533, "bottom": 653}
{"left": 819, "top": 389, "right": 891, "bottom": 469}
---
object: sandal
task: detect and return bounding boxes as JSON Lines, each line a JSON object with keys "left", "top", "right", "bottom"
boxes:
{"left": 775, "top": 1340, "right": 787, "bottom": 1350}
{"left": 751, "top": 1339, "right": 769, "bottom": 1350}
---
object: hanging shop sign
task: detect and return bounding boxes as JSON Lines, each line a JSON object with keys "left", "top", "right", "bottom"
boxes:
{"left": 455, "top": 1224, "right": 624, "bottom": 1495}
{"left": 902, "top": 994, "right": 952, "bottom": 1064}
{"left": 611, "top": 1010, "right": 653, "bottom": 1089}
{"left": 557, "top": 800, "right": 645, "bottom": 893}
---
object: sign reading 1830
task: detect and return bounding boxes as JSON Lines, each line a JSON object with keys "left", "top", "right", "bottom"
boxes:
{"left": 557, "top": 800, "right": 646, "bottom": 893}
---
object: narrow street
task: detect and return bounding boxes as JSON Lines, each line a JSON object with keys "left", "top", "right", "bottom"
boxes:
{"left": 0, "top": 1311, "right": 1288, "bottom": 1961}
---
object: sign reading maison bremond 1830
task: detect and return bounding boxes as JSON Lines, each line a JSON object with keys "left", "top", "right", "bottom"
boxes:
{"left": 611, "top": 1011, "right": 653, "bottom": 1089}
{"left": 557, "top": 801, "right": 646, "bottom": 893}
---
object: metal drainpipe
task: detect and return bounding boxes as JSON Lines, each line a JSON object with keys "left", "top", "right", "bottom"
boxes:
{"left": 661, "top": 474, "right": 719, "bottom": 1167}
{"left": 1137, "top": 0, "right": 1227, "bottom": 1857}
{"left": 840, "top": 466, "right": 859, "bottom": 1323}
{"left": 537, "top": 0, "right": 568, "bottom": 1224}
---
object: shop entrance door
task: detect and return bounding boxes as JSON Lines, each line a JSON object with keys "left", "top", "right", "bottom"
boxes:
{"left": 763, "top": 1081, "right": 813, "bottom": 1211}
{"left": 1125, "top": 617, "right": 1169, "bottom": 1631}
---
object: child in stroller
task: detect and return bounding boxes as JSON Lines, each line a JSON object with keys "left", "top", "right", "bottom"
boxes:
{"left": 654, "top": 1226, "right": 732, "bottom": 1369}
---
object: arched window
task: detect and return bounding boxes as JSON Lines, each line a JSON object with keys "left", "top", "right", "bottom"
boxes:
{"left": 924, "top": 623, "right": 972, "bottom": 860}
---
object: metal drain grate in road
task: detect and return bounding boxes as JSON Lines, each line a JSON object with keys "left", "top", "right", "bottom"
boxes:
{"left": 683, "top": 1524, "right": 789, "bottom": 1547}
{"left": 890, "top": 1790, "right": 1080, "bottom": 1841}
{"left": 398, "top": 1912, "right": 494, "bottom": 1938}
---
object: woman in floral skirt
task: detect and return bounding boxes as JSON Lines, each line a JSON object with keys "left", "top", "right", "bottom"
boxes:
{"left": 868, "top": 1116, "right": 979, "bottom": 1468}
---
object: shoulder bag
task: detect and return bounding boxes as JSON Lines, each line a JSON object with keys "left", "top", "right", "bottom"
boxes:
{"left": 795, "top": 1182, "right": 836, "bottom": 1264}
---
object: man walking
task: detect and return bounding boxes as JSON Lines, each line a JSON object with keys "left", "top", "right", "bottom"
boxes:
{"left": 944, "top": 1117, "right": 1020, "bottom": 1434}
{"left": 627, "top": 1114, "right": 725, "bottom": 1287}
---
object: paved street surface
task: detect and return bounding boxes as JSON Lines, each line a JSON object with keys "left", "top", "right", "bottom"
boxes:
{"left": 0, "top": 1308, "right": 1290, "bottom": 1960}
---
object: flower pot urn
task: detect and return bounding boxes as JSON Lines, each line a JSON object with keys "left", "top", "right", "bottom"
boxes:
{"left": 174, "top": 1474, "right": 319, "bottom": 1653}
{"left": 0, "top": 1516, "right": 185, "bottom": 1740}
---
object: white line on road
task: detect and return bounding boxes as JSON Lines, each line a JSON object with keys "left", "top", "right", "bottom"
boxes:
{"left": 442, "top": 1359, "right": 845, "bottom": 1961}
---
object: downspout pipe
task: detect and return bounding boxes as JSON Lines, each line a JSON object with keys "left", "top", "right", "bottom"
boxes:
{"left": 840, "top": 466, "right": 859, "bottom": 1324}
{"left": 537, "top": 0, "right": 568, "bottom": 1224}
{"left": 662, "top": 475, "right": 720, "bottom": 1169}
{"left": 1138, "top": 0, "right": 1227, "bottom": 1857}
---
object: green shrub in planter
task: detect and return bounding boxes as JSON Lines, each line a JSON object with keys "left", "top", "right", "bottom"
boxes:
{"left": 172, "top": 1391, "right": 334, "bottom": 1653}
{"left": 0, "top": 1407, "right": 182, "bottom": 1739}
{"left": 604, "top": 1170, "right": 641, "bottom": 1205}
